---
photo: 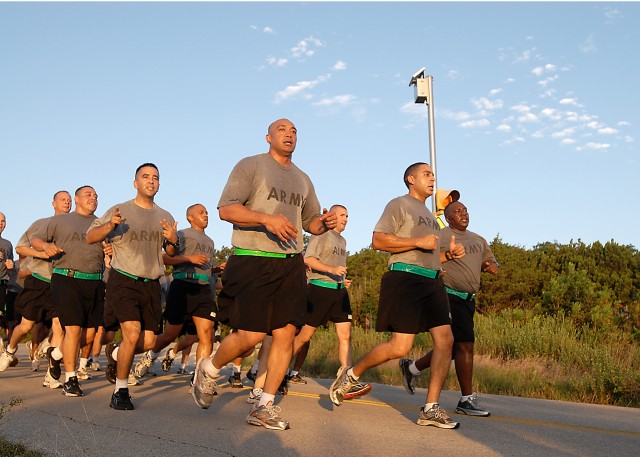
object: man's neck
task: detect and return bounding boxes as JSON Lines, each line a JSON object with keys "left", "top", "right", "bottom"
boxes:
{"left": 134, "top": 195, "right": 155, "bottom": 209}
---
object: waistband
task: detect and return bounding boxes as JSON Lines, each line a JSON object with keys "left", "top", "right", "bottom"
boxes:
{"left": 445, "top": 286, "right": 475, "bottom": 301}
{"left": 114, "top": 269, "right": 157, "bottom": 283}
{"left": 31, "top": 272, "right": 52, "bottom": 284}
{"left": 234, "top": 248, "right": 299, "bottom": 259}
{"left": 53, "top": 268, "right": 103, "bottom": 281}
{"left": 173, "top": 271, "right": 210, "bottom": 282}
{"left": 309, "top": 279, "right": 344, "bottom": 290}
{"left": 388, "top": 262, "right": 441, "bottom": 279}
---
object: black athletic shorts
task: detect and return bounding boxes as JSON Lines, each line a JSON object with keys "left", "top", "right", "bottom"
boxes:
{"left": 105, "top": 269, "right": 162, "bottom": 333}
{"left": 2, "top": 290, "right": 17, "bottom": 322}
{"left": 217, "top": 254, "right": 306, "bottom": 334}
{"left": 50, "top": 273, "right": 104, "bottom": 328}
{"left": 449, "top": 294, "right": 475, "bottom": 343}
{"left": 376, "top": 270, "right": 451, "bottom": 334}
{"left": 305, "top": 283, "right": 352, "bottom": 328}
{"left": 14, "top": 275, "right": 56, "bottom": 324}
{"left": 164, "top": 279, "right": 216, "bottom": 325}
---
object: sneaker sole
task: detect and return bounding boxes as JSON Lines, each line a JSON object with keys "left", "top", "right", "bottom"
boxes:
{"left": 455, "top": 407, "right": 490, "bottom": 417}
{"left": 343, "top": 383, "right": 372, "bottom": 400}
{"left": 63, "top": 391, "right": 83, "bottom": 397}
{"left": 416, "top": 418, "right": 460, "bottom": 429}
{"left": 191, "top": 358, "right": 213, "bottom": 409}
{"left": 399, "top": 359, "right": 415, "bottom": 395}
{"left": 329, "top": 367, "right": 347, "bottom": 406}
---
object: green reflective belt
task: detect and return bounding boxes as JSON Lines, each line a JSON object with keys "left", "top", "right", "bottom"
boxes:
{"left": 389, "top": 262, "right": 441, "bottom": 279}
{"left": 31, "top": 272, "right": 51, "bottom": 284}
{"left": 234, "top": 248, "right": 299, "bottom": 259}
{"left": 173, "top": 271, "right": 209, "bottom": 282}
{"left": 446, "top": 287, "right": 475, "bottom": 301}
{"left": 114, "top": 269, "right": 154, "bottom": 283}
{"left": 309, "top": 279, "right": 344, "bottom": 290}
{"left": 53, "top": 268, "right": 102, "bottom": 281}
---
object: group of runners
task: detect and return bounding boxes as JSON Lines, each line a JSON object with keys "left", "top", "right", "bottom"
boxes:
{"left": 0, "top": 117, "right": 499, "bottom": 431}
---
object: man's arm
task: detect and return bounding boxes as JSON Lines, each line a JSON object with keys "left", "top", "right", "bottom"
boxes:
{"left": 15, "top": 245, "right": 49, "bottom": 259}
{"left": 304, "top": 256, "right": 347, "bottom": 277}
{"left": 87, "top": 206, "right": 123, "bottom": 244}
{"left": 219, "top": 203, "right": 299, "bottom": 242}
{"left": 372, "top": 231, "right": 438, "bottom": 253}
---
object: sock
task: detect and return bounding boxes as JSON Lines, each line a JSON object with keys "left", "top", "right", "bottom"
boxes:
{"left": 202, "top": 357, "right": 221, "bottom": 378}
{"left": 258, "top": 392, "right": 275, "bottom": 408}
{"left": 52, "top": 347, "right": 63, "bottom": 360}
{"left": 167, "top": 348, "right": 175, "bottom": 359}
{"left": 461, "top": 393, "right": 473, "bottom": 402}
{"left": 233, "top": 363, "right": 241, "bottom": 374}
{"left": 114, "top": 378, "right": 128, "bottom": 392}
{"left": 290, "top": 370, "right": 299, "bottom": 377}
{"left": 66, "top": 372, "right": 76, "bottom": 382}
{"left": 346, "top": 367, "right": 359, "bottom": 381}
{"left": 79, "top": 358, "right": 88, "bottom": 370}
{"left": 7, "top": 345, "right": 16, "bottom": 354}
{"left": 424, "top": 402, "right": 437, "bottom": 411}
{"left": 409, "top": 361, "right": 421, "bottom": 376}
{"left": 251, "top": 359, "right": 259, "bottom": 372}
{"left": 149, "top": 350, "right": 158, "bottom": 360}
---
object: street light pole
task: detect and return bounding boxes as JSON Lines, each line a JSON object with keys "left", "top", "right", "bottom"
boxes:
{"left": 409, "top": 67, "right": 438, "bottom": 213}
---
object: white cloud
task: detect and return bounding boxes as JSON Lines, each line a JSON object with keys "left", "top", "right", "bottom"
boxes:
{"left": 537, "top": 75, "right": 559, "bottom": 87}
{"left": 447, "top": 69, "right": 460, "bottom": 79}
{"left": 510, "top": 104, "right": 531, "bottom": 113}
{"left": 266, "top": 56, "right": 288, "bottom": 67}
{"left": 580, "top": 34, "right": 597, "bottom": 54}
{"left": 460, "top": 119, "right": 490, "bottom": 128}
{"left": 333, "top": 60, "right": 347, "bottom": 71}
{"left": 532, "top": 63, "right": 556, "bottom": 76}
{"left": 617, "top": 121, "right": 630, "bottom": 126}
{"left": 584, "top": 142, "right": 611, "bottom": 150}
{"left": 624, "top": 135, "right": 634, "bottom": 143}
{"left": 532, "top": 66, "right": 544, "bottom": 76}
{"left": 518, "top": 113, "right": 539, "bottom": 123}
{"left": 598, "top": 127, "right": 618, "bottom": 135}
{"left": 489, "top": 88, "right": 502, "bottom": 96}
{"left": 587, "top": 120, "right": 603, "bottom": 129}
{"left": 504, "top": 77, "right": 516, "bottom": 83}
{"left": 291, "top": 36, "right": 323, "bottom": 58}
{"left": 604, "top": 7, "right": 623, "bottom": 22}
{"left": 438, "top": 109, "right": 471, "bottom": 121}
{"left": 496, "top": 124, "right": 511, "bottom": 132}
{"left": 559, "top": 98, "right": 579, "bottom": 106}
{"left": 552, "top": 128, "right": 575, "bottom": 138}
{"left": 532, "top": 131, "right": 544, "bottom": 139}
{"left": 472, "top": 97, "right": 504, "bottom": 110}
{"left": 274, "top": 74, "right": 330, "bottom": 103}
{"left": 263, "top": 27, "right": 275, "bottom": 34}
{"left": 540, "top": 108, "right": 562, "bottom": 120}
{"left": 561, "top": 138, "right": 577, "bottom": 145}
{"left": 312, "top": 94, "right": 355, "bottom": 107}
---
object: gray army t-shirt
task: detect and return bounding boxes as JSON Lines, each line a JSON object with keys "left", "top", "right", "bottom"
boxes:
{"left": 440, "top": 227, "right": 496, "bottom": 294}
{"left": 42, "top": 212, "right": 104, "bottom": 274}
{"left": 17, "top": 217, "right": 53, "bottom": 280}
{"left": 305, "top": 230, "right": 347, "bottom": 283}
{"left": 373, "top": 194, "right": 441, "bottom": 271}
{"left": 0, "top": 236, "right": 13, "bottom": 281}
{"left": 90, "top": 200, "right": 175, "bottom": 280}
{"left": 172, "top": 227, "right": 216, "bottom": 285}
{"left": 218, "top": 153, "right": 321, "bottom": 254}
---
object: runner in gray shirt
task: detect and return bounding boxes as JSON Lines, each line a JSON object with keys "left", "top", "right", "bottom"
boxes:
{"left": 330, "top": 162, "right": 466, "bottom": 430}
{"left": 0, "top": 212, "right": 15, "bottom": 351}
{"left": 32, "top": 185, "right": 104, "bottom": 397}
{"left": 191, "top": 118, "right": 337, "bottom": 431}
{"left": 401, "top": 200, "right": 499, "bottom": 417}
{"left": 87, "top": 163, "right": 178, "bottom": 410}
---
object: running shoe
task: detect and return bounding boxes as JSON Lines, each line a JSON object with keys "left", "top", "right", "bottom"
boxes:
{"left": 43, "top": 369, "right": 63, "bottom": 389}
{"left": 177, "top": 367, "right": 188, "bottom": 374}
{"left": 229, "top": 372, "right": 243, "bottom": 388}
{"left": 191, "top": 358, "right": 217, "bottom": 409}
{"left": 246, "top": 369, "right": 257, "bottom": 383}
{"left": 161, "top": 348, "right": 175, "bottom": 372}
{"left": 134, "top": 351, "right": 154, "bottom": 378}
{"left": 128, "top": 371, "right": 141, "bottom": 386}
{"left": 0, "top": 349, "right": 13, "bottom": 372}
{"left": 105, "top": 342, "right": 117, "bottom": 384}
{"left": 343, "top": 382, "right": 372, "bottom": 400}
{"left": 89, "top": 360, "right": 101, "bottom": 371}
{"left": 287, "top": 373, "right": 307, "bottom": 384}
{"left": 26, "top": 341, "right": 33, "bottom": 360}
{"left": 277, "top": 375, "right": 288, "bottom": 395}
{"left": 110, "top": 388, "right": 134, "bottom": 410}
{"left": 399, "top": 358, "right": 417, "bottom": 395}
{"left": 246, "top": 403, "right": 290, "bottom": 431}
{"left": 329, "top": 366, "right": 357, "bottom": 406}
{"left": 46, "top": 347, "right": 62, "bottom": 380}
{"left": 62, "top": 376, "right": 83, "bottom": 397}
{"left": 416, "top": 404, "right": 460, "bottom": 429}
{"left": 246, "top": 387, "right": 262, "bottom": 404}
{"left": 455, "top": 394, "right": 491, "bottom": 417}
{"left": 77, "top": 367, "right": 93, "bottom": 380}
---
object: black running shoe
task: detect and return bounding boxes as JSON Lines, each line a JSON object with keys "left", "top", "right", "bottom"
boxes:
{"left": 110, "top": 388, "right": 134, "bottom": 410}
{"left": 246, "top": 369, "right": 257, "bottom": 383}
{"left": 62, "top": 376, "right": 83, "bottom": 397}
{"left": 47, "top": 347, "right": 62, "bottom": 381}
{"left": 229, "top": 372, "right": 243, "bottom": 388}
{"left": 105, "top": 342, "right": 117, "bottom": 384}
{"left": 277, "top": 375, "right": 288, "bottom": 395}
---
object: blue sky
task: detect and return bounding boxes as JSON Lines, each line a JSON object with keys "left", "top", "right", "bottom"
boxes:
{"left": 0, "top": 2, "right": 637, "bottom": 255}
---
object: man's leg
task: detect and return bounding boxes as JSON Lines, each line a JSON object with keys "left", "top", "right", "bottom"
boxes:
{"left": 192, "top": 317, "right": 213, "bottom": 362}
{"left": 334, "top": 322, "right": 352, "bottom": 368}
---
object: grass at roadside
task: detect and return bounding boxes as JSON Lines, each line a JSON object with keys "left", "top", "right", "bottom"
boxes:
{"left": 0, "top": 397, "right": 43, "bottom": 457}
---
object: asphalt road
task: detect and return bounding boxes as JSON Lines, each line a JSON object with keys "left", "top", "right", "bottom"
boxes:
{"left": 1, "top": 347, "right": 639, "bottom": 457}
